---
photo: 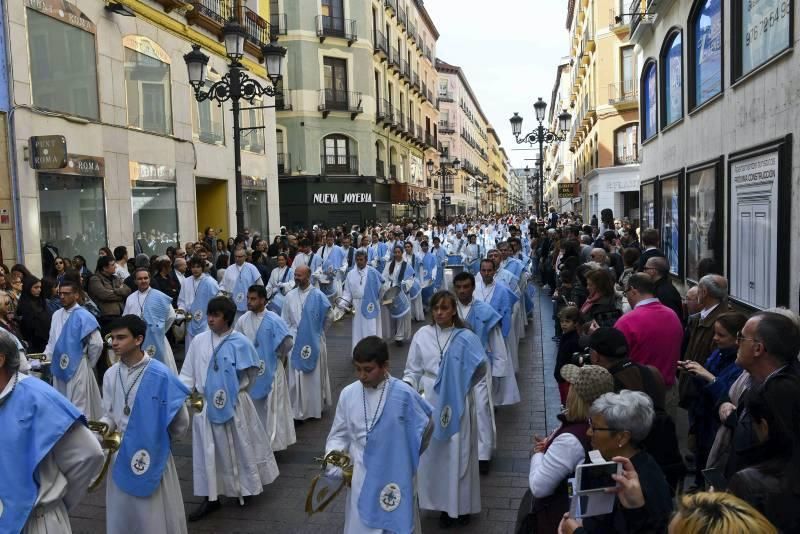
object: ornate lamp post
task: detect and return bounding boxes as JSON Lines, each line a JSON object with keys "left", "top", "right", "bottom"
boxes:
{"left": 510, "top": 98, "right": 570, "bottom": 218}
{"left": 184, "top": 19, "right": 287, "bottom": 237}
{"left": 427, "top": 158, "right": 460, "bottom": 223}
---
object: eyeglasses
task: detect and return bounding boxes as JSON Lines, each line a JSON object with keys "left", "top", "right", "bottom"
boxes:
{"left": 58, "top": 291, "right": 73, "bottom": 297}
{"left": 587, "top": 418, "right": 621, "bottom": 432}
{"left": 736, "top": 331, "right": 761, "bottom": 345}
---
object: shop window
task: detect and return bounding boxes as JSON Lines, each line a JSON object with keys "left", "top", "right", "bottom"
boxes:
{"left": 614, "top": 123, "right": 639, "bottom": 165}
{"left": 689, "top": 0, "right": 723, "bottom": 109}
{"left": 640, "top": 179, "right": 657, "bottom": 231}
{"left": 640, "top": 60, "right": 658, "bottom": 141}
{"left": 660, "top": 29, "right": 683, "bottom": 127}
{"left": 242, "top": 176, "right": 268, "bottom": 238}
{"left": 241, "top": 97, "right": 266, "bottom": 154}
{"left": 192, "top": 74, "right": 225, "bottom": 145}
{"left": 732, "top": 0, "right": 793, "bottom": 81}
{"left": 27, "top": 8, "right": 99, "bottom": 120}
{"left": 686, "top": 160, "right": 722, "bottom": 282}
{"left": 132, "top": 181, "right": 179, "bottom": 255}
{"left": 124, "top": 36, "right": 173, "bottom": 135}
{"left": 660, "top": 173, "right": 682, "bottom": 277}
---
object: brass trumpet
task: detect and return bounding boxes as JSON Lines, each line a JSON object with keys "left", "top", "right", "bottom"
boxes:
{"left": 87, "top": 421, "right": 122, "bottom": 492}
{"left": 26, "top": 353, "right": 49, "bottom": 363}
{"left": 187, "top": 388, "right": 204, "bottom": 413}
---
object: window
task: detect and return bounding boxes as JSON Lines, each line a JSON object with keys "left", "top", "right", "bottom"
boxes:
{"left": 615, "top": 123, "right": 639, "bottom": 164}
{"left": 621, "top": 46, "right": 636, "bottom": 97}
{"left": 660, "top": 173, "right": 681, "bottom": 276}
{"left": 27, "top": 8, "right": 99, "bottom": 120}
{"left": 124, "top": 37, "right": 173, "bottom": 135}
{"left": 241, "top": 97, "right": 265, "bottom": 154}
{"left": 641, "top": 61, "right": 658, "bottom": 141}
{"left": 323, "top": 134, "right": 353, "bottom": 173}
{"left": 132, "top": 180, "right": 178, "bottom": 255}
{"left": 438, "top": 79, "right": 449, "bottom": 96}
{"left": 640, "top": 179, "right": 657, "bottom": 231}
{"left": 323, "top": 57, "right": 348, "bottom": 108}
{"left": 660, "top": 30, "right": 683, "bottom": 127}
{"left": 192, "top": 76, "right": 225, "bottom": 145}
{"left": 276, "top": 130, "right": 287, "bottom": 174}
{"left": 689, "top": 0, "right": 723, "bottom": 109}
{"left": 242, "top": 176, "right": 268, "bottom": 238}
{"left": 686, "top": 161, "right": 721, "bottom": 281}
{"left": 733, "top": 0, "right": 793, "bottom": 80}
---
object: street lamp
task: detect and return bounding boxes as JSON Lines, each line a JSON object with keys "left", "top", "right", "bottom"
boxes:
{"left": 427, "top": 157, "right": 460, "bottom": 223}
{"left": 510, "top": 97, "right": 570, "bottom": 218}
{"left": 184, "top": 19, "right": 287, "bottom": 238}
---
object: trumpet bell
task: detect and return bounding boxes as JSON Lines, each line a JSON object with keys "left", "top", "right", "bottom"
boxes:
{"left": 87, "top": 420, "right": 122, "bottom": 492}
{"left": 188, "top": 388, "right": 204, "bottom": 413}
{"left": 305, "top": 450, "right": 354, "bottom": 515}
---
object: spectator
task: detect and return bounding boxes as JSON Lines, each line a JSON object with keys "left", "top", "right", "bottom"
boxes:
{"left": 636, "top": 228, "right": 665, "bottom": 272}
{"left": 112, "top": 245, "right": 129, "bottom": 281}
{"left": 644, "top": 256, "right": 684, "bottom": 321}
{"left": 88, "top": 255, "right": 131, "bottom": 332}
{"left": 11, "top": 263, "right": 34, "bottom": 282}
{"left": 62, "top": 269, "right": 101, "bottom": 318}
{"left": 202, "top": 226, "right": 216, "bottom": 253}
{"left": 601, "top": 231, "right": 624, "bottom": 280}
{"left": 617, "top": 247, "right": 640, "bottom": 295}
{"left": 151, "top": 255, "right": 180, "bottom": 307}
{"left": 71, "top": 255, "right": 91, "bottom": 288}
{"left": 52, "top": 256, "right": 69, "bottom": 283}
{"left": 0, "top": 291, "right": 22, "bottom": 342}
{"left": 173, "top": 256, "right": 187, "bottom": 282}
{"left": 7, "top": 271, "right": 23, "bottom": 316}
{"left": 554, "top": 306, "right": 583, "bottom": 404}
{"left": 16, "top": 276, "right": 52, "bottom": 353}
{"left": 98, "top": 246, "right": 112, "bottom": 258}
{"left": 123, "top": 253, "right": 151, "bottom": 292}
{"left": 580, "top": 268, "right": 621, "bottom": 330}
{"left": 524, "top": 364, "right": 613, "bottom": 533}
{"left": 41, "top": 277, "right": 61, "bottom": 313}
{"left": 669, "top": 492, "right": 776, "bottom": 534}
{"left": 615, "top": 273, "right": 683, "bottom": 418}
{"left": 215, "top": 238, "right": 229, "bottom": 264}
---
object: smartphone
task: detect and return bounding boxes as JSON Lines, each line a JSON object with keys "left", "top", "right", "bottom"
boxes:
{"left": 702, "top": 467, "right": 728, "bottom": 491}
{"left": 575, "top": 462, "right": 622, "bottom": 493}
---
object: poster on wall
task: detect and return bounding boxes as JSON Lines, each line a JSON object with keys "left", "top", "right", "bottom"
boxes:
{"left": 660, "top": 176, "right": 681, "bottom": 276}
{"left": 686, "top": 164, "right": 720, "bottom": 282}
{"left": 728, "top": 142, "right": 789, "bottom": 309}
{"left": 739, "top": 0, "right": 793, "bottom": 76}
{"left": 409, "top": 155, "right": 423, "bottom": 185}
{"left": 640, "top": 181, "right": 656, "bottom": 231}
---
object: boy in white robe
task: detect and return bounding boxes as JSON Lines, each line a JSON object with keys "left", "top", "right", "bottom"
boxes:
{"left": 122, "top": 269, "right": 178, "bottom": 373}
{"left": 340, "top": 250, "right": 384, "bottom": 352}
{"left": 100, "top": 315, "right": 190, "bottom": 534}
{"left": 325, "top": 336, "right": 432, "bottom": 534}
{"left": 45, "top": 280, "right": 104, "bottom": 419}
{"left": 0, "top": 331, "right": 104, "bottom": 534}
{"left": 180, "top": 296, "right": 279, "bottom": 521}
{"left": 234, "top": 285, "right": 296, "bottom": 451}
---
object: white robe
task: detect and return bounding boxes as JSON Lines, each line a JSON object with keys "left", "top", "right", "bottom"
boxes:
{"left": 99, "top": 356, "right": 189, "bottom": 534}
{"left": 403, "top": 325, "right": 483, "bottom": 518}
{"left": 475, "top": 277, "right": 522, "bottom": 374}
{"left": 177, "top": 274, "right": 209, "bottom": 349}
{"left": 380, "top": 261, "right": 413, "bottom": 342}
{"left": 405, "top": 254, "right": 425, "bottom": 322}
{"left": 281, "top": 285, "right": 332, "bottom": 420}
{"left": 6, "top": 374, "right": 104, "bottom": 534}
{"left": 266, "top": 266, "right": 295, "bottom": 298}
{"left": 234, "top": 310, "right": 297, "bottom": 451}
{"left": 45, "top": 304, "right": 104, "bottom": 420}
{"left": 220, "top": 262, "right": 264, "bottom": 322}
{"left": 123, "top": 288, "right": 178, "bottom": 374}
{"left": 179, "top": 329, "right": 279, "bottom": 499}
{"left": 342, "top": 266, "right": 383, "bottom": 351}
{"left": 326, "top": 380, "right": 425, "bottom": 534}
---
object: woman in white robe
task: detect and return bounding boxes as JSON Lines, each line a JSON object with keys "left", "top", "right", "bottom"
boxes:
{"left": 100, "top": 355, "right": 190, "bottom": 534}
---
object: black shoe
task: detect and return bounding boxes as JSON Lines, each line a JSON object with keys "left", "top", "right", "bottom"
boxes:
{"left": 457, "top": 514, "right": 472, "bottom": 526}
{"left": 188, "top": 498, "right": 221, "bottom": 522}
{"left": 294, "top": 419, "right": 305, "bottom": 427}
{"left": 439, "top": 512, "right": 456, "bottom": 529}
{"left": 479, "top": 460, "right": 490, "bottom": 475}
{"left": 394, "top": 340, "right": 404, "bottom": 347}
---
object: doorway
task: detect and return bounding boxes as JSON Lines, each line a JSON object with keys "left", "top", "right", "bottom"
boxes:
{"left": 195, "top": 177, "right": 228, "bottom": 242}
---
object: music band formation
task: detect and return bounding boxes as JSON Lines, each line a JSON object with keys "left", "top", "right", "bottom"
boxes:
{"left": 1, "top": 217, "right": 537, "bottom": 534}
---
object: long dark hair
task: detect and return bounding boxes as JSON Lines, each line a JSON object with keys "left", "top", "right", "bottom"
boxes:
{"left": 428, "top": 290, "right": 465, "bottom": 329}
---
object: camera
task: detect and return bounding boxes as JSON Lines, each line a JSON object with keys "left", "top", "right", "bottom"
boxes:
{"left": 571, "top": 349, "right": 591, "bottom": 367}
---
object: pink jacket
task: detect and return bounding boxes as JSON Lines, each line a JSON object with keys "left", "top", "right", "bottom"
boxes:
{"left": 614, "top": 301, "right": 683, "bottom": 387}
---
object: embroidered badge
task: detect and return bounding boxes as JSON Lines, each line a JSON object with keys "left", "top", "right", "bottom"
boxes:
{"left": 440, "top": 405, "right": 453, "bottom": 428}
{"left": 379, "top": 483, "right": 401, "bottom": 512}
{"left": 366, "top": 302, "right": 375, "bottom": 314}
{"left": 213, "top": 389, "right": 227, "bottom": 409}
{"left": 236, "top": 292, "right": 245, "bottom": 303}
{"left": 131, "top": 449, "right": 151, "bottom": 476}
{"left": 257, "top": 359, "right": 266, "bottom": 376}
{"left": 193, "top": 310, "right": 203, "bottom": 322}
{"left": 300, "top": 345, "right": 312, "bottom": 359}
{"left": 145, "top": 345, "right": 156, "bottom": 357}
{"left": 59, "top": 354, "right": 70, "bottom": 370}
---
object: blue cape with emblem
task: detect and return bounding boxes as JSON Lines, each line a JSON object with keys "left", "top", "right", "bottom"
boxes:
{"left": 290, "top": 288, "right": 330, "bottom": 373}
{"left": 204, "top": 331, "right": 259, "bottom": 424}
{"left": 249, "top": 311, "right": 291, "bottom": 400}
{"left": 51, "top": 307, "right": 99, "bottom": 383}
{"left": 187, "top": 274, "right": 219, "bottom": 337}
{"left": 141, "top": 289, "right": 173, "bottom": 366}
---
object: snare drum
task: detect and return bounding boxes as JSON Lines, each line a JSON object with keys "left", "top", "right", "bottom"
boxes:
{"left": 267, "top": 291, "right": 286, "bottom": 315}
{"left": 446, "top": 254, "right": 462, "bottom": 267}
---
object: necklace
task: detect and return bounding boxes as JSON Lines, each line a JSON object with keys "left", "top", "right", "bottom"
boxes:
{"left": 210, "top": 334, "right": 230, "bottom": 371}
{"left": 136, "top": 289, "right": 149, "bottom": 314}
{"left": 118, "top": 359, "right": 148, "bottom": 416}
{"left": 435, "top": 324, "right": 456, "bottom": 358}
{"left": 362, "top": 377, "right": 389, "bottom": 443}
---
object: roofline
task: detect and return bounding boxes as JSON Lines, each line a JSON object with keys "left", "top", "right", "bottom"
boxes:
{"left": 566, "top": 0, "right": 576, "bottom": 29}
{"left": 548, "top": 59, "right": 571, "bottom": 122}
{"left": 414, "top": 0, "right": 440, "bottom": 40}
{"left": 435, "top": 58, "right": 490, "bottom": 127}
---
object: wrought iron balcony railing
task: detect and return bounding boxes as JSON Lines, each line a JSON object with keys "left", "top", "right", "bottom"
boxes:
{"left": 321, "top": 154, "right": 359, "bottom": 175}
{"left": 316, "top": 15, "right": 357, "bottom": 45}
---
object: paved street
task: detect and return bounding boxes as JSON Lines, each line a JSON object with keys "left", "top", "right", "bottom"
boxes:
{"left": 70, "top": 290, "right": 560, "bottom": 533}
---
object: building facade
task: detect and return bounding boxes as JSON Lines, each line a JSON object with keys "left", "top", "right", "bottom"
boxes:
{"left": 2, "top": 0, "right": 281, "bottom": 275}
{"left": 544, "top": 58, "right": 578, "bottom": 214}
{"left": 566, "top": 0, "right": 641, "bottom": 224}
{"left": 274, "top": 0, "right": 440, "bottom": 229}
{"left": 631, "top": 0, "right": 799, "bottom": 311}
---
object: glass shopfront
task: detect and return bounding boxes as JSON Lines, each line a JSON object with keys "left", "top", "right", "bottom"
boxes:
{"left": 130, "top": 162, "right": 178, "bottom": 255}
{"left": 243, "top": 175, "right": 268, "bottom": 238}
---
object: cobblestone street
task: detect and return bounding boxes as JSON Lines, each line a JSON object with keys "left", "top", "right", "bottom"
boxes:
{"left": 69, "top": 290, "right": 560, "bottom": 533}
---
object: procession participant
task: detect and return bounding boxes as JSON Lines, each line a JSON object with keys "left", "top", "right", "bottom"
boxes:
{"left": 431, "top": 236, "right": 447, "bottom": 291}
{"left": 292, "top": 239, "right": 315, "bottom": 270}
{"left": 403, "top": 291, "right": 487, "bottom": 528}
{"left": 453, "top": 271, "right": 517, "bottom": 473}
{"left": 475, "top": 259, "right": 522, "bottom": 404}
{"left": 340, "top": 250, "right": 384, "bottom": 352}
{"left": 180, "top": 296, "right": 279, "bottom": 521}
{"left": 447, "top": 230, "right": 466, "bottom": 257}
{"left": 122, "top": 268, "right": 178, "bottom": 374}
{"left": 340, "top": 234, "right": 357, "bottom": 274}
{"left": 325, "top": 336, "right": 433, "bottom": 533}
{"left": 367, "top": 233, "right": 388, "bottom": 274}
{"left": 45, "top": 279, "right": 104, "bottom": 419}
{"left": 282, "top": 266, "right": 332, "bottom": 421}
{"left": 0, "top": 331, "right": 104, "bottom": 534}
{"left": 462, "top": 234, "right": 482, "bottom": 275}
{"left": 265, "top": 253, "right": 294, "bottom": 315}
{"left": 177, "top": 256, "right": 220, "bottom": 349}
{"left": 403, "top": 242, "right": 424, "bottom": 322}
{"left": 419, "top": 241, "right": 438, "bottom": 310}
{"left": 311, "top": 233, "right": 345, "bottom": 301}
{"left": 220, "top": 247, "right": 263, "bottom": 323}
{"left": 100, "top": 315, "right": 190, "bottom": 534}
{"left": 381, "top": 246, "right": 415, "bottom": 347}
{"left": 235, "top": 285, "right": 296, "bottom": 452}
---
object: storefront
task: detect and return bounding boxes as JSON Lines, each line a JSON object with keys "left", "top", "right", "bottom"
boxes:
{"left": 130, "top": 161, "right": 178, "bottom": 256}
{"left": 582, "top": 166, "right": 640, "bottom": 225}
{"left": 278, "top": 178, "right": 390, "bottom": 230}
{"left": 242, "top": 174, "right": 270, "bottom": 238}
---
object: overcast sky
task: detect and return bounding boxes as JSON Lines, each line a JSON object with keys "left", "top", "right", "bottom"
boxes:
{"left": 424, "top": 0, "right": 568, "bottom": 169}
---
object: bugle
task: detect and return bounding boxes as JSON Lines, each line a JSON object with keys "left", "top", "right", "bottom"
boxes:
{"left": 25, "top": 353, "right": 50, "bottom": 364}
{"left": 187, "top": 387, "right": 204, "bottom": 413}
{"left": 305, "top": 450, "right": 354, "bottom": 515}
{"left": 87, "top": 421, "right": 122, "bottom": 492}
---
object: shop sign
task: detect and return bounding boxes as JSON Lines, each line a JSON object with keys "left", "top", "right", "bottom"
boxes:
{"left": 312, "top": 193, "right": 373, "bottom": 204}
{"left": 558, "top": 183, "right": 580, "bottom": 198}
{"left": 29, "top": 135, "right": 67, "bottom": 170}
{"left": 129, "top": 161, "right": 176, "bottom": 182}
{"left": 59, "top": 154, "right": 104, "bottom": 177}
{"left": 25, "top": 0, "right": 96, "bottom": 33}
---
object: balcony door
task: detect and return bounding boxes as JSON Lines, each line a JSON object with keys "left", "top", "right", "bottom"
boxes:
{"left": 322, "top": 0, "right": 344, "bottom": 33}
{"left": 323, "top": 57, "right": 348, "bottom": 109}
{"left": 324, "top": 135, "right": 350, "bottom": 173}
{"left": 620, "top": 46, "right": 636, "bottom": 98}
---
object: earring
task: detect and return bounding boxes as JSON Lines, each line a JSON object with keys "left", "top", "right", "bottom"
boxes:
{"left": 618, "top": 443, "right": 622, "bottom": 448}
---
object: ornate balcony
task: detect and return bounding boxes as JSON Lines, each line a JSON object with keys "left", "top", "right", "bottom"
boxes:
{"left": 318, "top": 89, "right": 363, "bottom": 119}
{"left": 321, "top": 155, "right": 359, "bottom": 176}
{"left": 316, "top": 15, "right": 357, "bottom": 45}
